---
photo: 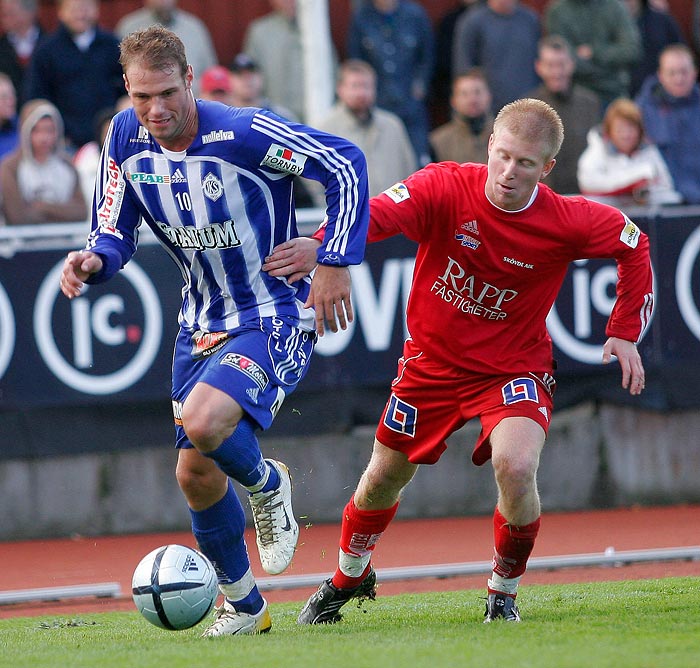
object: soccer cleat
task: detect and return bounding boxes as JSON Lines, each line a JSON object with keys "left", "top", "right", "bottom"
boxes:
{"left": 483, "top": 592, "right": 521, "bottom": 623}
{"left": 249, "top": 459, "right": 299, "bottom": 575}
{"left": 297, "top": 568, "right": 377, "bottom": 624}
{"left": 201, "top": 599, "right": 272, "bottom": 637}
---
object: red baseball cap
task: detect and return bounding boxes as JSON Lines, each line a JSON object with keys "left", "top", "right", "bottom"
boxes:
{"left": 200, "top": 66, "right": 233, "bottom": 94}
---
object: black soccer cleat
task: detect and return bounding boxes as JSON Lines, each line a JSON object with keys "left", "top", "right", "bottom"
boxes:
{"left": 484, "top": 592, "right": 521, "bottom": 623}
{"left": 297, "top": 568, "right": 377, "bottom": 624}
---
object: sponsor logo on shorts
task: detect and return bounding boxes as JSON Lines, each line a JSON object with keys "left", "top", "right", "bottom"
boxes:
{"left": 172, "top": 400, "right": 183, "bottom": 425}
{"left": 383, "top": 182, "right": 410, "bottom": 203}
{"left": 502, "top": 377, "right": 539, "bottom": 404}
{"left": 220, "top": 353, "right": 269, "bottom": 390}
{"left": 383, "top": 393, "right": 417, "bottom": 437}
{"left": 191, "top": 331, "right": 229, "bottom": 358}
{"left": 620, "top": 216, "right": 640, "bottom": 249}
{"left": 261, "top": 143, "right": 308, "bottom": 175}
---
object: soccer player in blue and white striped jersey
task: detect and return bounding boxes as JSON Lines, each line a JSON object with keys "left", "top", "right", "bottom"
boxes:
{"left": 60, "top": 26, "right": 369, "bottom": 637}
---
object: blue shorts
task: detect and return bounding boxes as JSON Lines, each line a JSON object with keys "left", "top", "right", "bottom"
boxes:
{"left": 171, "top": 316, "right": 315, "bottom": 448}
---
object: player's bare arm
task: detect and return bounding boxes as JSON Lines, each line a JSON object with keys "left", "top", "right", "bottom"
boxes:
{"left": 60, "top": 251, "right": 104, "bottom": 299}
{"left": 307, "top": 264, "right": 353, "bottom": 337}
{"left": 602, "top": 337, "right": 645, "bottom": 396}
{"left": 263, "top": 237, "right": 320, "bottom": 282}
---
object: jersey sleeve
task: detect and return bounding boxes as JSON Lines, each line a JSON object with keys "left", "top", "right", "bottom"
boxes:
{"left": 367, "top": 163, "right": 448, "bottom": 243}
{"left": 247, "top": 110, "right": 369, "bottom": 267}
{"left": 83, "top": 116, "right": 144, "bottom": 284}
{"left": 578, "top": 200, "right": 654, "bottom": 343}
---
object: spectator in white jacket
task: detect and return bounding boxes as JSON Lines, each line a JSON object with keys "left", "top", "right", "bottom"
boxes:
{"left": 577, "top": 97, "right": 681, "bottom": 206}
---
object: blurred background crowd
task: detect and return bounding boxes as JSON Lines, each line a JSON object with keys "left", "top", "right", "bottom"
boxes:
{"left": 0, "top": 0, "right": 697, "bottom": 225}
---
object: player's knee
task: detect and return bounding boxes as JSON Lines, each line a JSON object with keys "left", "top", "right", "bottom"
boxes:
{"left": 492, "top": 452, "right": 537, "bottom": 494}
{"left": 176, "top": 458, "right": 225, "bottom": 506}
{"left": 181, "top": 403, "right": 233, "bottom": 451}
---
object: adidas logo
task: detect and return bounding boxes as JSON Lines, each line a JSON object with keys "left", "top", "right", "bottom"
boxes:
{"left": 171, "top": 168, "right": 186, "bottom": 183}
{"left": 246, "top": 387, "right": 259, "bottom": 403}
{"left": 182, "top": 555, "right": 199, "bottom": 573}
{"left": 461, "top": 219, "right": 479, "bottom": 235}
{"left": 538, "top": 406, "right": 549, "bottom": 422}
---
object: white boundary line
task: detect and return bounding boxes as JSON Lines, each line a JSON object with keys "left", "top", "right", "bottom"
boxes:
{"left": 256, "top": 545, "right": 700, "bottom": 591}
{"left": 1, "top": 546, "right": 698, "bottom": 605}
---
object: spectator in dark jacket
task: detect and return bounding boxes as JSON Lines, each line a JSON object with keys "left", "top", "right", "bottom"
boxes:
{"left": 348, "top": 0, "right": 434, "bottom": 165}
{"left": 635, "top": 43, "right": 700, "bottom": 204}
{"left": 24, "top": 0, "right": 122, "bottom": 150}
{"left": 0, "top": 0, "right": 45, "bottom": 106}
{"left": 623, "top": 0, "right": 685, "bottom": 97}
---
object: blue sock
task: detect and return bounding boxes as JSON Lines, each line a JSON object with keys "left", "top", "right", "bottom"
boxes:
{"left": 190, "top": 481, "right": 264, "bottom": 615}
{"left": 203, "top": 417, "right": 280, "bottom": 492}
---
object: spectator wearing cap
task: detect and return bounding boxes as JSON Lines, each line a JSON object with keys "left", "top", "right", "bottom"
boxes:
{"left": 200, "top": 65, "right": 234, "bottom": 105}
{"left": 115, "top": 0, "right": 216, "bottom": 96}
{"left": 229, "top": 53, "right": 296, "bottom": 120}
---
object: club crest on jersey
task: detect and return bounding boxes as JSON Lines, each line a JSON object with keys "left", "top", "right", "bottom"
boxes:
{"left": 220, "top": 353, "right": 269, "bottom": 390}
{"left": 261, "top": 143, "right": 307, "bottom": 175}
{"left": 202, "top": 172, "right": 224, "bottom": 201}
{"left": 383, "top": 182, "right": 410, "bottom": 203}
{"left": 620, "top": 216, "right": 640, "bottom": 249}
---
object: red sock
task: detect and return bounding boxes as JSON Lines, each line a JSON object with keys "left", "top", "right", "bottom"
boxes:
{"left": 332, "top": 495, "right": 399, "bottom": 589}
{"left": 491, "top": 506, "right": 540, "bottom": 584}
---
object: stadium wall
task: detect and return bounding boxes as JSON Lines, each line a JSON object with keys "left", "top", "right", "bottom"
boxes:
{"left": 1, "top": 402, "right": 699, "bottom": 540}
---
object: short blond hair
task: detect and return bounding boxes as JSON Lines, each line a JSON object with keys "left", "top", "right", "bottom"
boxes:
{"left": 494, "top": 98, "right": 564, "bottom": 160}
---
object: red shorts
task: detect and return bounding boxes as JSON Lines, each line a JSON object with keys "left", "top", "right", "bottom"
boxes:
{"left": 375, "top": 339, "right": 556, "bottom": 466}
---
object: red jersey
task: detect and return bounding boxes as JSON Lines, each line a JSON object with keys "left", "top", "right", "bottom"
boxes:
{"left": 368, "top": 162, "right": 653, "bottom": 375}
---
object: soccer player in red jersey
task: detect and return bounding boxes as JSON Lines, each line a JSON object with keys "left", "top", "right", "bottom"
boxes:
{"left": 264, "top": 97, "right": 653, "bottom": 623}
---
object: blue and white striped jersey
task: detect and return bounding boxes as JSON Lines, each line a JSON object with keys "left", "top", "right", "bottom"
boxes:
{"left": 84, "top": 100, "right": 369, "bottom": 335}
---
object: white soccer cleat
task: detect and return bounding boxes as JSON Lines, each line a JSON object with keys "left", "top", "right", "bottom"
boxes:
{"left": 249, "top": 459, "right": 299, "bottom": 575}
{"left": 201, "top": 599, "right": 272, "bottom": 637}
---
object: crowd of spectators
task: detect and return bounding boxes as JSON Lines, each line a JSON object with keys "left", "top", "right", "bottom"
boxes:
{"left": 0, "top": 0, "right": 696, "bottom": 225}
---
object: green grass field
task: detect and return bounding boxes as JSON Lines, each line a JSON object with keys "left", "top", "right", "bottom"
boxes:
{"left": 1, "top": 577, "right": 698, "bottom": 668}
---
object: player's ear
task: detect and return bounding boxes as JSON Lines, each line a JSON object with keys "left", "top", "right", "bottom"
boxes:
{"left": 185, "top": 64, "right": 194, "bottom": 90}
{"left": 541, "top": 158, "right": 556, "bottom": 179}
{"left": 123, "top": 73, "right": 130, "bottom": 94}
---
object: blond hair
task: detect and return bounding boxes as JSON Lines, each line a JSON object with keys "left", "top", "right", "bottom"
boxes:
{"left": 494, "top": 98, "right": 564, "bottom": 160}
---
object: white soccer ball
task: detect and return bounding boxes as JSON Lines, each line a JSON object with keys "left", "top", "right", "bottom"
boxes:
{"left": 132, "top": 544, "right": 219, "bottom": 630}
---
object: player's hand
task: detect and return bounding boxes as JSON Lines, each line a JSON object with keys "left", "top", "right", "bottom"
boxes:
{"left": 60, "top": 250, "right": 103, "bottom": 299}
{"left": 263, "top": 237, "right": 321, "bottom": 283}
{"left": 602, "top": 337, "right": 645, "bottom": 396}
{"left": 306, "top": 264, "right": 352, "bottom": 336}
